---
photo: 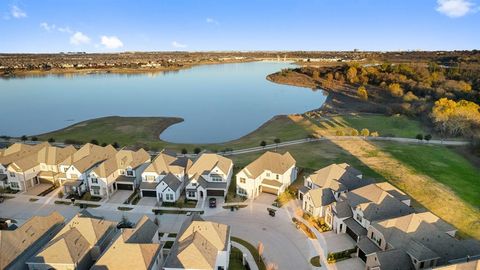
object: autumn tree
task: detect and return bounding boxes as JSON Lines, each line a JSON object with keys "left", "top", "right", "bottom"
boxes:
{"left": 431, "top": 98, "right": 480, "bottom": 137}
{"left": 346, "top": 66, "right": 358, "bottom": 84}
{"left": 357, "top": 86, "right": 368, "bottom": 101}
{"left": 351, "top": 129, "right": 359, "bottom": 136}
{"left": 388, "top": 83, "right": 404, "bottom": 97}
{"left": 361, "top": 128, "right": 370, "bottom": 137}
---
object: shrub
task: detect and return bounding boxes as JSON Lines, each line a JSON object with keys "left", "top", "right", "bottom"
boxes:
{"left": 90, "top": 139, "right": 99, "bottom": 145}
{"left": 351, "top": 129, "right": 359, "bottom": 136}
{"left": 424, "top": 134, "right": 432, "bottom": 141}
{"left": 47, "top": 138, "right": 55, "bottom": 142}
{"left": 101, "top": 142, "right": 107, "bottom": 147}
{"left": 260, "top": 140, "right": 267, "bottom": 147}
{"left": 416, "top": 134, "right": 424, "bottom": 141}
{"left": 336, "top": 130, "right": 345, "bottom": 136}
{"left": 274, "top": 138, "right": 281, "bottom": 144}
{"left": 388, "top": 83, "right": 404, "bottom": 97}
{"left": 181, "top": 148, "right": 188, "bottom": 154}
{"left": 360, "top": 128, "right": 370, "bottom": 137}
{"left": 58, "top": 190, "right": 64, "bottom": 198}
{"left": 21, "top": 135, "right": 28, "bottom": 141}
{"left": 357, "top": 86, "right": 368, "bottom": 101}
{"left": 194, "top": 147, "right": 202, "bottom": 154}
{"left": 371, "top": 131, "right": 379, "bottom": 137}
{"left": 31, "top": 136, "right": 38, "bottom": 141}
{"left": 112, "top": 142, "right": 120, "bottom": 148}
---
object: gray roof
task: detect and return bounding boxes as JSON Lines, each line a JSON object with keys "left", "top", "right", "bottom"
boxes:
{"left": 306, "top": 188, "right": 336, "bottom": 207}
{"left": 357, "top": 236, "right": 381, "bottom": 255}
{"left": 343, "top": 217, "right": 367, "bottom": 237}
{"left": 333, "top": 201, "right": 353, "bottom": 218}
{"left": 162, "top": 173, "right": 182, "bottom": 192}
{"left": 371, "top": 249, "right": 414, "bottom": 270}
{"left": 197, "top": 176, "right": 227, "bottom": 190}
{"left": 139, "top": 181, "right": 159, "bottom": 190}
{"left": 405, "top": 239, "right": 440, "bottom": 261}
{"left": 0, "top": 173, "right": 7, "bottom": 182}
{"left": 115, "top": 175, "right": 135, "bottom": 183}
{"left": 121, "top": 216, "right": 158, "bottom": 244}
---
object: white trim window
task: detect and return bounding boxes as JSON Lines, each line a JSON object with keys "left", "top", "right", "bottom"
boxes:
{"left": 10, "top": 182, "right": 19, "bottom": 189}
{"left": 165, "top": 193, "right": 174, "bottom": 201}
{"left": 237, "top": 187, "right": 247, "bottom": 196}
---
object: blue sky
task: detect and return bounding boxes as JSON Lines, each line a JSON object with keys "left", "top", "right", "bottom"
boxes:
{"left": 0, "top": 0, "right": 478, "bottom": 52}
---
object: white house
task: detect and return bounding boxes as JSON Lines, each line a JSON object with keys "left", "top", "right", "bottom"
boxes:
{"left": 139, "top": 151, "right": 191, "bottom": 202}
{"left": 185, "top": 153, "right": 233, "bottom": 200}
{"left": 87, "top": 149, "right": 150, "bottom": 198}
{"left": 60, "top": 144, "right": 117, "bottom": 197}
{"left": 235, "top": 151, "right": 297, "bottom": 199}
{"left": 163, "top": 215, "right": 231, "bottom": 270}
{"left": 303, "top": 188, "right": 336, "bottom": 218}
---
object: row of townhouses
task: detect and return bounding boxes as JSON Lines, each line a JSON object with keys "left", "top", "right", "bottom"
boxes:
{"left": 0, "top": 211, "right": 230, "bottom": 270}
{"left": 298, "top": 163, "right": 480, "bottom": 270}
{"left": 1, "top": 142, "right": 298, "bottom": 204}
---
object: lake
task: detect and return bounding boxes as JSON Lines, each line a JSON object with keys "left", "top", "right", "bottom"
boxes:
{"left": 0, "top": 62, "right": 326, "bottom": 143}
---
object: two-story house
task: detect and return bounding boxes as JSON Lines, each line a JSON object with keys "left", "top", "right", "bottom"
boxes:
{"left": 163, "top": 214, "right": 231, "bottom": 270}
{"left": 235, "top": 151, "right": 296, "bottom": 199}
{"left": 60, "top": 144, "right": 117, "bottom": 197}
{"left": 87, "top": 149, "right": 150, "bottom": 198}
{"left": 6, "top": 144, "right": 77, "bottom": 192}
{"left": 362, "top": 212, "right": 480, "bottom": 269}
{"left": 185, "top": 153, "right": 233, "bottom": 200}
{"left": 140, "top": 150, "right": 192, "bottom": 202}
{"left": 326, "top": 182, "right": 414, "bottom": 242}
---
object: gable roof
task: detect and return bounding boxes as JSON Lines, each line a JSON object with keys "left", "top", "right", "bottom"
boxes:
{"left": 305, "top": 188, "right": 336, "bottom": 207}
{"left": 143, "top": 150, "right": 189, "bottom": 175}
{"left": 307, "top": 163, "right": 369, "bottom": 192}
{"left": 188, "top": 153, "right": 233, "bottom": 178}
{"left": 162, "top": 173, "right": 183, "bottom": 192}
{"left": 9, "top": 144, "right": 77, "bottom": 172}
{"left": 0, "top": 143, "right": 48, "bottom": 168}
{"left": 369, "top": 249, "right": 414, "bottom": 270}
{"left": 342, "top": 183, "right": 414, "bottom": 222}
{"left": 241, "top": 151, "right": 295, "bottom": 179}
{"left": 93, "top": 149, "right": 150, "bottom": 178}
{"left": 373, "top": 213, "right": 480, "bottom": 263}
{"left": 91, "top": 216, "right": 160, "bottom": 270}
{"left": 164, "top": 215, "right": 230, "bottom": 269}
{"left": 0, "top": 211, "right": 64, "bottom": 269}
{"left": 54, "top": 214, "right": 115, "bottom": 246}
{"left": 67, "top": 144, "right": 117, "bottom": 173}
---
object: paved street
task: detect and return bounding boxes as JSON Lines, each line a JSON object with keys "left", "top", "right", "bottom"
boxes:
{"left": 0, "top": 192, "right": 364, "bottom": 270}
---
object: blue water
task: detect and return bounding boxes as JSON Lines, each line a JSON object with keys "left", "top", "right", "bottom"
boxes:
{"left": 0, "top": 62, "right": 326, "bottom": 143}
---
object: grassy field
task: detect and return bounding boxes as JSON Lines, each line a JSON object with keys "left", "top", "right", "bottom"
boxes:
{"left": 311, "top": 114, "right": 430, "bottom": 138}
{"left": 377, "top": 143, "right": 480, "bottom": 208}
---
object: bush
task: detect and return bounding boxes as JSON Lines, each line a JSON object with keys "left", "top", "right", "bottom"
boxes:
{"left": 181, "top": 148, "right": 188, "bottom": 154}
{"left": 260, "top": 140, "right": 267, "bottom": 147}
{"left": 112, "top": 142, "right": 120, "bottom": 148}
{"left": 21, "top": 135, "right": 28, "bottom": 141}
{"left": 101, "top": 142, "right": 107, "bottom": 147}
{"left": 194, "top": 147, "right": 202, "bottom": 154}
{"left": 31, "top": 136, "right": 38, "bottom": 141}
{"left": 351, "top": 129, "right": 359, "bottom": 136}
{"left": 360, "top": 128, "right": 370, "bottom": 137}
{"left": 274, "top": 138, "right": 281, "bottom": 144}
{"left": 47, "top": 138, "right": 55, "bottom": 142}
{"left": 336, "top": 130, "right": 345, "bottom": 136}
{"left": 327, "top": 248, "right": 357, "bottom": 264}
{"left": 357, "top": 86, "right": 368, "bottom": 100}
{"left": 424, "top": 134, "right": 432, "bottom": 141}
{"left": 416, "top": 134, "right": 424, "bottom": 140}
{"left": 90, "top": 139, "right": 99, "bottom": 145}
{"left": 58, "top": 190, "right": 64, "bottom": 198}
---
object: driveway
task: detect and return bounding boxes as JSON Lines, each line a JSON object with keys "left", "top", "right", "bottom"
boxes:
{"left": 137, "top": 197, "right": 158, "bottom": 207}
{"left": 323, "top": 231, "right": 356, "bottom": 254}
{"left": 107, "top": 190, "right": 132, "bottom": 204}
{"left": 206, "top": 199, "right": 312, "bottom": 269}
{"left": 254, "top": 193, "right": 276, "bottom": 206}
{"left": 24, "top": 184, "right": 54, "bottom": 196}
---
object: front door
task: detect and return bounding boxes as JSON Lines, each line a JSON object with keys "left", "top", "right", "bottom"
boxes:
{"left": 200, "top": 191, "right": 204, "bottom": 198}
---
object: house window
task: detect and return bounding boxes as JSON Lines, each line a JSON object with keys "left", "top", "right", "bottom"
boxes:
{"left": 420, "top": 261, "right": 425, "bottom": 268}
{"left": 0, "top": 169, "right": 3, "bottom": 173}
{"left": 93, "top": 189, "right": 100, "bottom": 195}
{"left": 191, "top": 182, "right": 197, "bottom": 187}
{"left": 9, "top": 172, "right": 15, "bottom": 177}
{"left": 276, "top": 175, "right": 279, "bottom": 180}
{"left": 10, "top": 182, "right": 19, "bottom": 189}
{"left": 237, "top": 187, "right": 247, "bottom": 195}
{"left": 307, "top": 181, "right": 312, "bottom": 188}
{"left": 91, "top": 178, "right": 98, "bottom": 184}
{"left": 239, "top": 178, "right": 246, "bottom": 184}
{"left": 266, "top": 172, "right": 270, "bottom": 177}
{"left": 218, "top": 267, "right": 225, "bottom": 270}
{"left": 356, "top": 214, "right": 363, "bottom": 223}
{"left": 126, "top": 170, "right": 134, "bottom": 176}
{"left": 211, "top": 175, "right": 222, "bottom": 182}
{"left": 166, "top": 194, "right": 174, "bottom": 201}
{"left": 188, "top": 191, "right": 196, "bottom": 197}
{"left": 146, "top": 175, "right": 155, "bottom": 181}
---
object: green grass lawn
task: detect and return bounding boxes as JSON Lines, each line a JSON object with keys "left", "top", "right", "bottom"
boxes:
{"left": 376, "top": 142, "right": 480, "bottom": 208}
{"left": 231, "top": 237, "right": 266, "bottom": 270}
{"left": 314, "top": 114, "right": 431, "bottom": 138}
{"left": 229, "top": 247, "right": 247, "bottom": 270}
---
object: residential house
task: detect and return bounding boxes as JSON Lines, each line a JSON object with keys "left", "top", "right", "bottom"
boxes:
{"left": 6, "top": 143, "right": 77, "bottom": 192}
{"left": 163, "top": 215, "right": 231, "bottom": 270}
{"left": 140, "top": 150, "right": 191, "bottom": 202}
{"left": 433, "top": 259, "right": 480, "bottom": 270}
{"left": 299, "top": 163, "right": 369, "bottom": 200}
{"left": 91, "top": 216, "right": 161, "bottom": 270}
{"left": 0, "top": 211, "right": 64, "bottom": 270}
{"left": 26, "top": 214, "right": 117, "bottom": 270}
{"left": 60, "top": 144, "right": 117, "bottom": 197}
{"left": 300, "top": 163, "right": 373, "bottom": 218}
{"left": 362, "top": 212, "right": 480, "bottom": 269}
{"left": 87, "top": 149, "right": 150, "bottom": 198}
{"left": 235, "top": 151, "right": 297, "bottom": 198}
{"left": 326, "top": 183, "right": 414, "bottom": 242}
{"left": 185, "top": 153, "right": 233, "bottom": 200}
{"left": 0, "top": 143, "right": 47, "bottom": 191}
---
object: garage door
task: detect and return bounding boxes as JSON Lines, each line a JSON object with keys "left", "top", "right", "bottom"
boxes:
{"left": 116, "top": 183, "right": 133, "bottom": 190}
{"left": 358, "top": 248, "right": 366, "bottom": 262}
{"left": 207, "top": 189, "right": 224, "bottom": 197}
{"left": 346, "top": 226, "right": 358, "bottom": 242}
{"left": 262, "top": 186, "right": 279, "bottom": 195}
{"left": 141, "top": 190, "right": 156, "bottom": 197}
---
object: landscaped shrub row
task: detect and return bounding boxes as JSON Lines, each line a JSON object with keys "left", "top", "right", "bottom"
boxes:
{"left": 292, "top": 217, "right": 317, "bottom": 239}
{"left": 327, "top": 248, "right": 357, "bottom": 264}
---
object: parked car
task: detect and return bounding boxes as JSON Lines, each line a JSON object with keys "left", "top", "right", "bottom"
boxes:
{"left": 209, "top": 198, "right": 217, "bottom": 208}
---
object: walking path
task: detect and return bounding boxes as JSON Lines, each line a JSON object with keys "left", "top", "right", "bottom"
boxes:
{"left": 231, "top": 241, "right": 259, "bottom": 270}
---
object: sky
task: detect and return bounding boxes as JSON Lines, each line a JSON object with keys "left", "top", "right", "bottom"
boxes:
{"left": 0, "top": 0, "right": 479, "bottom": 52}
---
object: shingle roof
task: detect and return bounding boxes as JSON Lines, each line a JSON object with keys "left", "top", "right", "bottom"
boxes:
{"left": 371, "top": 249, "right": 414, "bottom": 270}
{"left": 140, "top": 181, "right": 159, "bottom": 190}
{"left": 164, "top": 215, "right": 230, "bottom": 269}
{"left": 188, "top": 153, "right": 233, "bottom": 178}
{"left": 196, "top": 176, "right": 227, "bottom": 190}
{"left": 121, "top": 216, "right": 158, "bottom": 244}
{"left": 434, "top": 259, "right": 480, "bottom": 270}
{"left": 373, "top": 213, "right": 480, "bottom": 264}
{"left": 162, "top": 173, "right": 183, "bottom": 191}
{"left": 307, "top": 163, "right": 368, "bottom": 192}
{"left": 0, "top": 143, "right": 46, "bottom": 166}
{"left": 0, "top": 211, "right": 64, "bottom": 269}
{"left": 93, "top": 148, "right": 150, "bottom": 179}
{"left": 305, "top": 188, "right": 336, "bottom": 207}
{"left": 241, "top": 151, "right": 295, "bottom": 179}
{"left": 68, "top": 144, "right": 117, "bottom": 173}
{"left": 342, "top": 183, "right": 413, "bottom": 222}
{"left": 54, "top": 214, "right": 115, "bottom": 247}
{"left": 143, "top": 150, "right": 189, "bottom": 175}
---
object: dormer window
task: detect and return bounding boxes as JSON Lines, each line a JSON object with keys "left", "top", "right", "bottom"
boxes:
{"left": 126, "top": 169, "right": 134, "bottom": 176}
